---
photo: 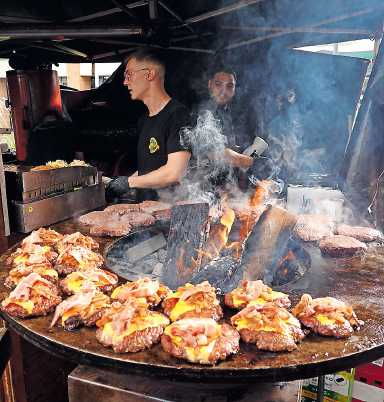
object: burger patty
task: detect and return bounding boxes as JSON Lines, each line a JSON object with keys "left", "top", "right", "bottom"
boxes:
{"left": 96, "top": 325, "right": 165, "bottom": 353}
{"left": 299, "top": 317, "right": 354, "bottom": 338}
{"left": 294, "top": 214, "right": 335, "bottom": 242}
{"left": 162, "top": 299, "right": 223, "bottom": 321}
{"left": 63, "top": 309, "right": 107, "bottom": 330}
{"left": 239, "top": 328, "right": 304, "bottom": 352}
{"left": 89, "top": 222, "right": 132, "bottom": 237}
{"left": 224, "top": 292, "right": 291, "bottom": 310}
{"left": 335, "top": 224, "right": 383, "bottom": 242}
{"left": 139, "top": 201, "right": 171, "bottom": 215}
{"left": 78, "top": 211, "right": 113, "bottom": 226}
{"left": 104, "top": 204, "right": 141, "bottom": 214}
{"left": 161, "top": 323, "right": 239, "bottom": 365}
{"left": 319, "top": 235, "right": 367, "bottom": 257}
{"left": 2, "top": 294, "right": 61, "bottom": 318}
{"left": 118, "top": 211, "right": 155, "bottom": 228}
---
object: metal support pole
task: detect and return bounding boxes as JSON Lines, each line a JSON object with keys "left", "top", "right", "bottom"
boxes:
{"left": 316, "top": 375, "right": 325, "bottom": 402}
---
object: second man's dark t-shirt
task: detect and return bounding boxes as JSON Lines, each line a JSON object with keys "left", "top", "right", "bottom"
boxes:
{"left": 137, "top": 98, "right": 190, "bottom": 176}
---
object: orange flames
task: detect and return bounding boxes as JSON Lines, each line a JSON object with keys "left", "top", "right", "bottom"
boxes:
{"left": 201, "top": 206, "right": 235, "bottom": 264}
{"left": 276, "top": 250, "right": 296, "bottom": 277}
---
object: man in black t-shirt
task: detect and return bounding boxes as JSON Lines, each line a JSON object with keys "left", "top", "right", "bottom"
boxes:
{"left": 106, "top": 48, "right": 191, "bottom": 201}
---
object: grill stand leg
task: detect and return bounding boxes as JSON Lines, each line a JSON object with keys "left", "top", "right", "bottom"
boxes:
{"left": 316, "top": 375, "right": 325, "bottom": 402}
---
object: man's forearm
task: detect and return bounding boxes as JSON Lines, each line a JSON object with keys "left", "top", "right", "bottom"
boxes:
{"left": 224, "top": 148, "right": 253, "bottom": 168}
{"left": 128, "top": 165, "right": 182, "bottom": 189}
{"left": 128, "top": 152, "right": 190, "bottom": 189}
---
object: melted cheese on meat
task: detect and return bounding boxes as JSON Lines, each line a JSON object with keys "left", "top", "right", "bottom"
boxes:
{"left": 13, "top": 300, "right": 34, "bottom": 314}
{"left": 62, "top": 307, "right": 80, "bottom": 324}
{"left": 163, "top": 325, "right": 219, "bottom": 364}
{"left": 315, "top": 314, "right": 336, "bottom": 326}
{"left": 234, "top": 291, "right": 287, "bottom": 308}
{"left": 234, "top": 318, "right": 277, "bottom": 332}
{"left": 103, "top": 313, "right": 169, "bottom": 342}
{"left": 169, "top": 300, "right": 195, "bottom": 321}
{"left": 67, "top": 277, "right": 84, "bottom": 293}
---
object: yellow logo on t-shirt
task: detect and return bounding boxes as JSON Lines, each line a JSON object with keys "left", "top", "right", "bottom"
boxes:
{"left": 149, "top": 137, "right": 160, "bottom": 154}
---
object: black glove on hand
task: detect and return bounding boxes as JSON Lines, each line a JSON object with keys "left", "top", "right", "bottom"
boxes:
{"left": 105, "top": 176, "right": 137, "bottom": 203}
{"left": 248, "top": 156, "right": 275, "bottom": 185}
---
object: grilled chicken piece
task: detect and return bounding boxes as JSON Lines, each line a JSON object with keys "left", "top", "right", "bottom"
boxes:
{"left": 4, "top": 263, "right": 58, "bottom": 289}
{"left": 225, "top": 280, "right": 290, "bottom": 310}
{"left": 161, "top": 318, "right": 239, "bottom": 365}
{"left": 162, "top": 281, "right": 223, "bottom": 322}
{"left": 21, "top": 228, "right": 63, "bottom": 248}
{"left": 336, "top": 224, "right": 384, "bottom": 243}
{"left": 1, "top": 272, "right": 61, "bottom": 318}
{"left": 54, "top": 245, "right": 104, "bottom": 275}
{"left": 231, "top": 303, "right": 305, "bottom": 352}
{"left": 50, "top": 290, "right": 110, "bottom": 330}
{"left": 6, "top": 243, "right": 58, "bottom": 267}
{"left": 96, "top": 300, "right": 169, "bottom": 353}
{"left": 60, "top": 269, "right": 118, "bottom": 295}
{"left": 111, "top": 278, "right": 170, "bottom": 307}
{"left": 292, "top": 294, "right": 364, "bottom": 338}
{"left": 55, "top": 232, "right": 99, "bottom": 253}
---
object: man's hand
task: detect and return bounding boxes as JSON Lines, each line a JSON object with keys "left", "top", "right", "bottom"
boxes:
{"left": 105, "top": 176, "right": 137, "bottom": 202}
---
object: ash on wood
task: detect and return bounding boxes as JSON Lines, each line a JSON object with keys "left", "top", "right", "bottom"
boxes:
{"left": 162, "top": 203, "right": 210, "bottom": 289}
{"left": 124, "top": 232, "right": 166, "bottom": 264}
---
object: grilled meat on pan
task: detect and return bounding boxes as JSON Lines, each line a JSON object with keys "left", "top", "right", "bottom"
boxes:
{"left": 162, "top": 281, "right": 223, "bottom": 322}
{"left": 78, "top": 211, "right": 114, "bottom": 226}
{"left": 139, "top": 200, "right": 172, "bottom": 219}
{"left": 6, "top": 243, "right": 58, "bottom": 267}
{"left": 231, "top": 303, "right": 305, "bottom": 352}
{"left": 335, "top": 224, "right": 384, "bottom": 243}
{"left": 55, "top": 232, "right": 99, "bottom": 253}
{"left": 319, "top": 235, "right": 367, "bottom": 257}
{"left": 111, "top": 277, "right": 170, "bottom": 306}
{"left": 292, "top": 294, "right": 364, "bottom": 338}
{"left": 294, "top": 214, "right": 335, "bottom": 242}
{"left": 103, "top": 204, "right": 141, "bottom": 214}
{"left": 225, "top": 280, "right": 290, "bottom": 310}
{"left": 21, "top": 228, "right": 63, "bottom": 248}
{"left": 4, "top": 263, "right": 58, "bottom": 289}
{"left": 1, "top": 272, "right": 61, "bottom": 318}
{"left": 60, "top": 268, "right": 118, "bottom": 295}
{"left": 89, "top": 222, "right": 131, "bottom": 237}
{"left": 54, "top": 245, "right": 104, "bottom": 275}
{"left": 161, "top": 318, "right": 240, "bottom": 365}
{"left": 96, "top": 300, "right": 170, "bottom": 353}
{"left": 117, "top": 211, "right": 155, "bottom": 228}
{"left": 50, "top": 290, "right": 110, "bottom": 330}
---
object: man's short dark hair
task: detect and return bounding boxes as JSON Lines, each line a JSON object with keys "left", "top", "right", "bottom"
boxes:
{"left": 125, "top": 48, "right": 166, "bottom": 77}
{"left": 208, "top": 63, "right": 237, "bottom": 81}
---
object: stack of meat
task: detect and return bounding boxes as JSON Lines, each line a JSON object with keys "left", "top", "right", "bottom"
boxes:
{"left": 293, "top": 214, "right": 383, "bottom": 257}
{"left": 79, "top": 200, "right": 173, "bottom": 237}
{"left": 1, "top": 228, "right": 118, "bottom": 329}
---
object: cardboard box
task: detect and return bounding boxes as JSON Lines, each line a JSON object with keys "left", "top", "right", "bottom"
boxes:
{"left": 299, "top": 370, "right": 354, "bottom": 402}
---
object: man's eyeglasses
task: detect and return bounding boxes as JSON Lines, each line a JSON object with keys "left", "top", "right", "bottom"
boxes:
{"left": 124, "top": 68, "right": 149, "bottom": 80}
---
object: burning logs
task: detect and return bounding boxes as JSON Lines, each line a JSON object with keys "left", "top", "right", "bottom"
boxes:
{"left": 241, "top": 206, "right": 298, "bottom": 283}
{"left": 162, "top": 203, "right": 210, "bottom": 289}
